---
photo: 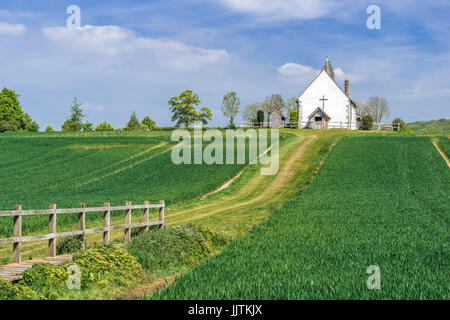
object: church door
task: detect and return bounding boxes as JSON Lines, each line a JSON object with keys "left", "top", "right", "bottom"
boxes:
{"left": 314, "top": 116, "right": 323, "bottom": 129}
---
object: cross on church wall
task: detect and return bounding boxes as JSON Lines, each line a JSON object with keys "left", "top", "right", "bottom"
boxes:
{"left": 319, "top": 95, "right": 328, "bottom": 109}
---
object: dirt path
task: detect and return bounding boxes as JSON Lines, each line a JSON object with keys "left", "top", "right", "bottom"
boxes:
{"left": 433, "top": 141, "right": 450, "bottom": 167}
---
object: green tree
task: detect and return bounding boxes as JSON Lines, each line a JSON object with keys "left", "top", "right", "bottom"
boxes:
{"left": 23, "top": 113, "right": 39, "bottom": 132}
{"left": 168, "top": 90, "right": 212, "bottom": 127}
{"left": 221, "top": 92, "right": 240, "bottom": 128}
{"left": 64, "top": 97, "right": 85, "bottom": 131}
{"left": 289, "top": 109, "right": 298, "bottom": 128}
{"left": 142, "top": 116, "right": 156, "bottom": 130}
{"left": 360, "top": 115, "right": 374, "bottom": 130}
{"left": 0, "top": 88, "right": 38, "bottom": 131}
{"left": 126, "top": 111, "right": 142, "bottom": 130}
{"left": 82, "top": 121, "right": 94, "bottom": 132}
{"left": 45, "top": 126, "right": 54, "bottom": 132}
{"left": 95, "top": 122, "right": 114, "bottom": 131}
{"left": 0, "top": 119, "right": 20, "bottom": 132}
{"left": 256, "top": 110, "right": 265, "bottom": 126}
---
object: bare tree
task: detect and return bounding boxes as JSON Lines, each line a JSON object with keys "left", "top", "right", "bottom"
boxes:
{"left": 286, "top": 96, "right": 298, "bottom": 111}
{"left": 242, "top": 102, "right": 262, "bottom": 122}
{"left": 366, "top": 96, "right": 390, "bottom": 123}
{"left": 263, "top": 94, "right": 286, "bottom": 121}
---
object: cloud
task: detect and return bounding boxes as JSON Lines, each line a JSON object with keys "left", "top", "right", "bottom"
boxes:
{"left": 0, "top": 22, "right": 26, "bottom": 36}
{"left": 278, "top": 62, "right": 318, "bottom": 76}
{"left": 334, "top": 67, "right": 368, "bottom": 83}
{"left": 84, "top": 103, "right": 104, "bottom": 112}
{"left": 218, "top": 0, "right": 339, "bottom": 21}
{"left": 42, "top": 25, "right": 231, "bottom": 69}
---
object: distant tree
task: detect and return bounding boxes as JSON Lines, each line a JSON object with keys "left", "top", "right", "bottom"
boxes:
{"left": 366, "top": 97, "right": 390, "bottom": 123}
{"left": 286, "top": 97, "right": 298, "bottom": 111}
{"left": 360, "top": 115, "right": 374, "bottom": 130}
{"left": 168, "top": 90, "right": 212, "bottom": 127}
{"left": 62, "top": 119, "right": 78, "bottom": 132}
{"left": 23, "top": 113, "right": 39, "bottom": 132}
{"left": 0, "top": 88, "right": 38, "bottom": 132}
{"left": 83, "top": 121, "right": 94, "bottom": 132}
{"left": 263, "top": 94, "right": 285, "bottom": 122}
{"left": 0, "top": 118, "right": 20, "bottom": 132}
{"left": 256, "top": 110, "right": 265, "bottom": 125}
{"left": 289, "top": 109, "right": 298, "bottom": 128}
{"left": 242, "top": 102, "right": 262, "bottom": 122}
{"left": 142, "top": 116, "right": 156, "bottom": 130}
{"left": 126, "top": 111, "right": 142, "bottom": 130}
{"left": 66, "top": 97, "right": 85, "bottom": 131}
{"left": 221, "top": 91, "right": 240, "bottom": 128}
{"left": 392, "top": 118, "right": 406, "bottom": 132}
{"left": 45, "top": 126, "right": 54, "bottom": 132}
{"left": 95, "top": 122, "right": 114, "bottom": 131}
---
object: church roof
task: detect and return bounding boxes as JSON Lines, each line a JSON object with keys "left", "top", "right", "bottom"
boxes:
{"left": 308, "top": 107, "right": 331, "bottom": 120}
{"left": 322, "top": 57, "right": 335, "bottom": 81}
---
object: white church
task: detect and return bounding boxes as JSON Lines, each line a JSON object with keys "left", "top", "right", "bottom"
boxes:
{"left": 296, "top": 58, "right": 361, "bottom": 130}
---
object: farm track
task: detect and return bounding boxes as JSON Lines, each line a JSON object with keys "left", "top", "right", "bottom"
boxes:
{"left": 433, "top": 141, "right": 450, "bottom": 167}
{"left": 166, "top": 133, "right": 318, "bottom": 227}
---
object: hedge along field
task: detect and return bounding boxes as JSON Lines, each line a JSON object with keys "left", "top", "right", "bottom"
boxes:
{"left": 154, "top": 136, "right": 449, "bottom": 299}
{"left": 0, "top": 130, "right": 286, "bottom": 238}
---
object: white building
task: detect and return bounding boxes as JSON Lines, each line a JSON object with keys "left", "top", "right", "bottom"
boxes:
{"left": 297, "top": 58, "right": 361, "bottom": 130}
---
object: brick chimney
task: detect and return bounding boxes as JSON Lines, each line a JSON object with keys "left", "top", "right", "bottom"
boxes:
{"left": 345, "top": 78, "right": 349, "bottom": 96}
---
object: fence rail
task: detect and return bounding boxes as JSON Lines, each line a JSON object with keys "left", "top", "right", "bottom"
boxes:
{"left": 0, "top": 201, "right": 165, "bottom": 264}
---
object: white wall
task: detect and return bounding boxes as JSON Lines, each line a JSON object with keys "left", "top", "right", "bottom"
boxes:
{"left": 297, "top": 71, "right": 358, "bottom": 129}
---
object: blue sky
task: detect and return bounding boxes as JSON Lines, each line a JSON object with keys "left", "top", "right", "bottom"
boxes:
{"left": 0, "top": 0, "right": 449, "bottom": 128}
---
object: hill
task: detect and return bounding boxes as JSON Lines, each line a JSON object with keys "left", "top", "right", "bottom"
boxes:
{"left": 407, "top": 118, "right": 450, "bottom": 133}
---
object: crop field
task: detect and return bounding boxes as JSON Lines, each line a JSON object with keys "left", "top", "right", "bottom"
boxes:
{"left": 437, "top": 136, "right": 449, "bottom": 158}
{"left": 154, "top": 136, "right": 449, "bottom": 299}
{"left": 0, "top": 131, "right": 286, "bottom": 240}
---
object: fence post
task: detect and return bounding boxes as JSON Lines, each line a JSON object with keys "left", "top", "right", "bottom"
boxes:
{"left": 104, "top": 202, "right": 110, "bottom": 244}
{"left": 144, "top": 201, "right": 150, "bottom": 232}
{"left": 48, "top": 204, "right": 57, "bottom": 257}
{"left": 159, "top": 200, "right": 165, "bottom": 230}
{"left": 13, "top": 205, "right": 22, "bottom": 264}
{"left": 78, "top": 203, "right": 86, "bottom": 250}
{"left": 125, "top": 201, "right": 131, "bottom": 241}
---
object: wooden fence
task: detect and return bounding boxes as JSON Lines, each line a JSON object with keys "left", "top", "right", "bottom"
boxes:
{"left": 0, "top": 201, "right": 165, "bottom": 264}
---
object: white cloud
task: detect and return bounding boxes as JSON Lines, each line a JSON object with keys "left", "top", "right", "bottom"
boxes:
{"left": 84, "top": 103, "right": 104, "bottom": 112}
{"left": 42, "top": 25, "right": 231, "bottom": 70}
{"left": 334, "top": 67, "right": 367, "bottom": 83}
{"left": 278, "top": 62, "right": 318, "bottom": 76}
{"left": 0, "top": 22, "right": 26, "bottom": 36}
{"left": 218, "top": 0, "right": 338, "bottom": 21}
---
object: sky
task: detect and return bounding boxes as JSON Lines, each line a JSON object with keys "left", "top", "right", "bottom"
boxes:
{"left": 0, "top": 0, "right": 449, "bottom": 129}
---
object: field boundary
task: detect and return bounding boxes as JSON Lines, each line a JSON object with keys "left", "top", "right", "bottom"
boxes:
{"left": 0, "top": 201, "right": 165, "bottom": 265}
{"left": 432, "top": 140, "right": 450, "bottom": 167}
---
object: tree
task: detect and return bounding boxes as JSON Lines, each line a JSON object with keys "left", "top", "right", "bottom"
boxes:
{"left": 286, "top": 97, "right": 298, "bottom": 111}
{"left": 366, "top": 97, "right": 390, "bottom": 124}
{"left": 83, "top": 121, "right": 94, "bottom": 132}
{"left": 66, "top": 97, "right": 85, "bottom": 131}
{"left": 142, "top": 116, "right": 156, "bottom": 130}
{"left": 221, "top": 92, "right": 240, "bottom": 128}
{"left": 242, "top": 102, "right": 262, "bottom": 122}
{"left": 256, "top": 110, "right": 265, "bottom": 125}
{"left": 0, "top": 119, "right": 20, "bottom": 132}
{"left": 263, "top": 94, "right": 285, "bottom": 121}
{"left": 125, "top": 111, "right": 142, "bottom": 130}
{"left": 360, "top": 115, "right": 374, "bottom": 130}
{"left": 168, "top": 90, "right": 212, "bottom": 127}
{"left": 289, "top": 109, "right": 298, "bottom": 128}
{"left": 0, "top": 87, "right": 38, "bottom": 132}
{"left": 95, "top": 122, "right": 114, "bottom": 131}
{"left": 23, "top": 113, "right": 39, "bottom": 132}
{"left": 392, "top": 118, "right": 406, "bottom": 132}
{"left": 45, "top": 126, "right": 54, "bottom": 132}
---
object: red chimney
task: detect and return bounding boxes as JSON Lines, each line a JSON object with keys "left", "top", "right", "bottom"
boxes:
{"left": 345, "top": 79, "right": 349, "bottom": 96}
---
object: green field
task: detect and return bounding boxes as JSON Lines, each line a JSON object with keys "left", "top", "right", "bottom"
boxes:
{"left": 0, "top": 131, "right": 274, "bottom": 238}
{"left": 154, "top": 136, "right": 450, "bottom": 299}
{"left": 437, "top": 136, "right": 449, "bottom": 158}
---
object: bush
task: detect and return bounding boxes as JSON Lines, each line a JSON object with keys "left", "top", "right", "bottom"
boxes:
{"left": 0, "top": 279, "right": 37, "bottom": 300}
{"left": 56, "top": 235, "right": 84, "bottom": 255}
{"left": 289, "top": 109, "right": 298, "bottom": 128}
{"left": 20, "top": 263, "right": 68, "bottom": 298}
{"left": 360, "top": 115, "right": 374, "bottom": 130}
{"left": 0, "top": 119, "right": 21, "bottom": 132}
{"left": 45, "top": 126, "right": 54, "bottom": 132}
{"left": 392, "top": 118, "right": 406, "bottom": 131}
{"left": 95, "top": 122, "right": 114, "bottom": 131}
{"left": 142, "top": 116, "right": 157, "bottom": 130}
{"left": 62, "top": 119, "right": 80, "bottom": 132}
{"left": 126, "top": 224, "right": 228, "bottom": 273}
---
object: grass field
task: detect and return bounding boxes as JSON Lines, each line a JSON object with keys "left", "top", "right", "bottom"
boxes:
{"left": 153, "top": 136, "right": 449, "bottom": 299}
{"left": 437, "top": 136, "right": 449, "bottom": 158}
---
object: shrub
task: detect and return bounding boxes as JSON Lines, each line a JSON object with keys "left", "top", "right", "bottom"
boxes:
{"left": 95, "top": 122, "right": 114, "bottom": 131}
{"left": 45, "top": 126, "right": 54, "bottom": 132}
{"left": 0, "top": 279, "right": 37, "bottom": 300}
{"left": 256, "top": 110, "right": 265, "bottom": 125}
{"left": 126, "top": 224, "right": 228, "bottom": 273}
{"left": 0, "top": 119, "right": 21, "bottom": 132}
{"left": 20, "top": 263, "right": 68, "bottom": 297}
{"left": 360, "top": 115, "right": 374, "bottom": 130}
{"left": 289, "top": 109, "right": 298, "bottom": 128}
{"left": 56, "top": 235, "right": 84, "bottom": 255}
{"left": 142, "top": 116, "right": 157, "bottom": 130}
{"left": 62, "top": 119, "right": 80, "bottom": 132}
{"left": 392, "top": 118, "right": 406, "bottom": 131}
